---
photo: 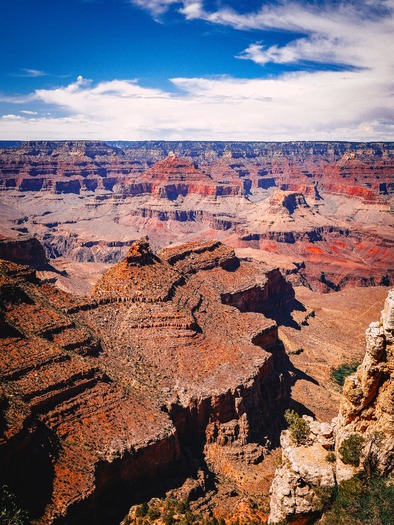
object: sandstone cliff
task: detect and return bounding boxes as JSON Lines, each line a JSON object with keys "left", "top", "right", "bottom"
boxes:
{"left": 0, "top": 239, "right": 296, "bottom": 525}
{"left": 268, "top": 288, "right": 394, "bottom": 524}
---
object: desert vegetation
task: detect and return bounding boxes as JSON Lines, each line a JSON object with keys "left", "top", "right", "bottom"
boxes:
{"left": 330, "top": 361, "right": 360, "bottom": 387}
{"left": 284, "top": 409, "right": 310, "bottom": 445}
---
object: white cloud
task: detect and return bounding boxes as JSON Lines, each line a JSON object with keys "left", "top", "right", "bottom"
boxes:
{"left": 179, "top": 1, "right": 394, "bottom": 74}
{"left": 129, "top": 0, "right": 394, "bottom": 76}
{"left": 0, "top": 1, "right": 393, "bottom": 140}
{"left": 130, "top": 0, "right": 180, "bottom": 18}
{"left": 2, "top": 114, "right": 23, "bottom": 121}
{"left": 179, "top": 0, "right": 394, "bottom": 33}
{"left": 236, "top": 37, "right": 347, "bottom": 67}
{"left": 0, "top": 66, "right": 392, "bottom": 140}
{"left": 0, "top": 93, "right": 35, "bottom": 104}
{"left": 18, "top": 68, "right": 47, "bottom": 77}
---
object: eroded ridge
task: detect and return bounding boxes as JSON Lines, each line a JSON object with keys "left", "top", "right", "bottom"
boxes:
{"left": 0, "top": 239, "right": 296, "bottom": 524}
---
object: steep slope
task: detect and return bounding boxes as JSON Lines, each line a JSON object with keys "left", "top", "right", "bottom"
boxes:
{"left": 0, "top": 239, "right": 295, "bottom": 524}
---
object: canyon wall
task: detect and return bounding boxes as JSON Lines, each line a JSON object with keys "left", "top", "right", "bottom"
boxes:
{"left": 1, "top": 141, "right": 392, "bottom": 201}
{"left": 0, "top": 141, "right": 393, "bottom": 292}
{"left": 0, "top": 240, "right": 296, "bottom": 524}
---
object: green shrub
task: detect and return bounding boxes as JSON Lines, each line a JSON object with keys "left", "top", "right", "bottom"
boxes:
{"left": 339, "top": 434, "right": 365, "bottom": 467}
{"left": 0, "top": 485, "right": 29, "bottom": 525}
{"left": 326, "top": 452, "right": 336, "bottom": 463}
{"left": 313, "top": 485, "right": 334, "bottom": 512}
{"left": 284, "top": 409, "right": 310, "bottom": 445}
{"left": 163, "top": 511, "right": 175, "bottom": 525}
{"left": 179, "top": 510, "right": 197, "bottom": 525}
{"left": 175, "top": 499, "right": 190, "bottom": 514}
{"left": 135, "top": 502, "right": 149, "bottom": 517}
{"left": 320, "top": 474, "right": 394, "bottom": 525}
{"left": 184, "top": 510, "right": 196, "bottom": 522}
{"left": 330, "top": 362, "right": 360, "bottom": 387}
{"left": 147, "top": 505, "right": 161, "bottom": 520}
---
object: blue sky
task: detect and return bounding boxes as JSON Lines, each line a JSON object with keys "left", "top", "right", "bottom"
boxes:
{"left": 0, "top": 0, "right": 393, "bottom": 140}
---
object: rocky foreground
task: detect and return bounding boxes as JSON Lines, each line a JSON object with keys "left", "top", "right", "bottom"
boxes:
{"left": 268, "top": 289, "right": 394, "bottom": 524}
{"left": 1, "top": 238, "right": 392, "bottom": 525}
{"left": 0, "top": 239, "right": 298, "bottom": 524}
{"left": 0, "top": 141, "right": 393, "bottom": 292}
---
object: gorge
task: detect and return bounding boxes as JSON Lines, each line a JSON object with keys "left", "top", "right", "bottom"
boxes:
{"left": 0, "top": 141, "right": 393, "bottom": 294}
{"left": 0, "top": 140, "right": 393, "bottom": 524}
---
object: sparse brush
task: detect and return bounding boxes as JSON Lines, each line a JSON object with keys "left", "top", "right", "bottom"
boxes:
{"left": 284, "top": 409, "right": 310, "bottom": 445}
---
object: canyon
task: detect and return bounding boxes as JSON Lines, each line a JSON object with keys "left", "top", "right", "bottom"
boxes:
{"left": 0, "top": 141, "right": 393, "bottom": 524}
{"left": 0, "top": 141, "right": 393, "bottom": 294}
{"left": 1, "top": 239, "right": 295, "bottom": 524}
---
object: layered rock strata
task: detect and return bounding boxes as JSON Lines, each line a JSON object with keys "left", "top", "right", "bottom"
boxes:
{"left": 1, "top": 141, "right": 393, "bottom": 291}
{"left": 268, "top": 288, "right": 394, "bottom": 524}
{"left": 1, "top": 141, "right": 392, "bottom": 202}
{"left": 0, "top": 239, "right": 294, "bottom": 524}
{"left": 0, "top": 236, "right": 48, "bottom": 266}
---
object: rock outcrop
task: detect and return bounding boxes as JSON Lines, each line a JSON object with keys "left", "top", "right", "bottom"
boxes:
{"left": 335, "top": 288, "right": 394, "bottom": 479}
{"left": 268, "top": 288, "right": 394, "bottom": 524}
{"left": 0, "top": 239, "right": 296, "bottom": 524}
{"left": 0, "top": 236, "right": 48, "bottom": 266}
{"left": 268, "top": 423, "right": 336, "bottom": 524}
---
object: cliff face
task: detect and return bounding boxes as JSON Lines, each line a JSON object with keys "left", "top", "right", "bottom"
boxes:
{"left": 0, "top": 239, "right": 295, "bottom": 524}
{"left": 1, "top": 141, "right": 392, "bottom": 201}
{"left": 268, "top": 288, "right": 394, "bottom": 524}
{"left": 335, "top": 288, "right": 394, "bottom": 478}
{"left": 0, "top": 237, "right": 48, "bottom": 266}
{"left": 1, "top": 141, "right": 393, "bottom": 292}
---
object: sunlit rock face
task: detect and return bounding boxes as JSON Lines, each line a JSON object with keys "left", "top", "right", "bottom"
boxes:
{"left": 0, "top": 239, "right": 296, "bottom": 524}
{"left": 1, "top": 141, "right": 393, "bottom": 292}
{"left": 268, "top": 287, "right": 394, "bottom": 524}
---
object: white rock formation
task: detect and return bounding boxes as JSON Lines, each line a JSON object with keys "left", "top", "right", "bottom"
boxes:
{"left": 268, "top": 288, "right": 394, "bottom": 524}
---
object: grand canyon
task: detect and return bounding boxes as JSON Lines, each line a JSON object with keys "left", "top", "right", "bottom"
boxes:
{"left": 0, "top": 140, "right": 393, "bottom": 525}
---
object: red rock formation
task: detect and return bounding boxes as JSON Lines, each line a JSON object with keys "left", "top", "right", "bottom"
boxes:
{"left": 1, "top": 141, "right": 392, "bottom": 200}
{"left": 0, "top": 141, "right": 393, "bottom": 292}
{"left": 136, "top": 153, "right": 242, "bottom": 198}
{"left": 0, "top": 239, "right": 295, "bottom": 524}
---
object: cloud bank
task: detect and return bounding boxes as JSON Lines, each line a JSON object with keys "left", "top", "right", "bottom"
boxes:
{"left": 1, "top": 1, "right": 393, "bottom": 140}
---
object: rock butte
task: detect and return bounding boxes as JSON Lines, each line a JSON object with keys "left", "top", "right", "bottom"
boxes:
{"left": 0, "top": 239, "right": 298, "bottom": 524}
{"left": 0, "top": 141, "right": 393, "bottom": 292}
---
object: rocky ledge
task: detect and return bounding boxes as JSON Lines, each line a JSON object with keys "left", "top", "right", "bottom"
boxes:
{"left": 268, "top": 288, "right": 394, "bottom": 524}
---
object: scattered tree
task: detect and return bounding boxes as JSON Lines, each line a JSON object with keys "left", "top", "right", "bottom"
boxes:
{"left": 330, "top": 362, "right": 360, "bottom": 387}
{"left": 326, "top": 452, "right": 336, "bottom": 463}
{"left": 284, "top": 409, "right": 310, "bottom": 445}
{"left": 0, "top": 485, "right": 29, "bottom": 525}
{"left": 339, "top": 434, "right": 365, "bottom": 467}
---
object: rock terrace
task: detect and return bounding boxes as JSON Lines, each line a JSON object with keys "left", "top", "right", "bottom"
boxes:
{"left": 0, "top": 239, "right": 295, "bottom": 524}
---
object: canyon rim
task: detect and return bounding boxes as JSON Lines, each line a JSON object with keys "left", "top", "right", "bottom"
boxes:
{"left": 0, "top": 140, "right": 393, "bottom": 524}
